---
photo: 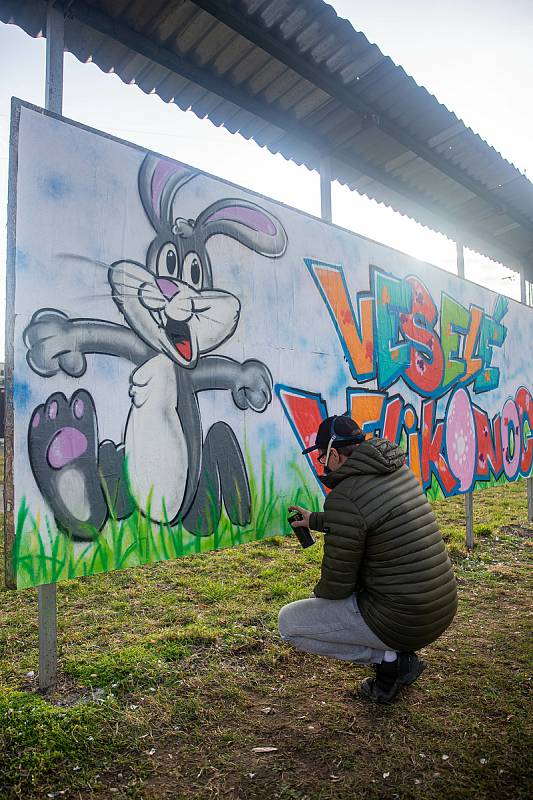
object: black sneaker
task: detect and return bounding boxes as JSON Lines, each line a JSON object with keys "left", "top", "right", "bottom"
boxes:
{"left": 360, "top": 652, "right": 427, "bottom": 704}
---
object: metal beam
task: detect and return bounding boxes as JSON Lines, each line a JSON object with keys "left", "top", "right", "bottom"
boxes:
{"left": 193, "top": 0, "right": 533, "bottom": 238}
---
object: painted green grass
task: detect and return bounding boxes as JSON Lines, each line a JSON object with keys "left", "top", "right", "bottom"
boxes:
{"left": 12, "top": 452, "right": 322, "bottom": 589}
{"left": 426, "top": 469, "right": 512, "bottom": 502}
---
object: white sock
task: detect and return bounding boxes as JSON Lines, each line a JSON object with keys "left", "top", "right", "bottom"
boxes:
{"left": 383, "top": 650, "right": 397, "bottom": 662}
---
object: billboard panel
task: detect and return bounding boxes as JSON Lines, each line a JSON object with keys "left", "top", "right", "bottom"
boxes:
{"left": 5, "top": 101, "right": 532, "bottom": 588}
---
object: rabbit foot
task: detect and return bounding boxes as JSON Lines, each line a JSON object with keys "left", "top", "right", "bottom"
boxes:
{"left": 98, "top": 440, "right": 135, "bottom": 520}
{"left": 182, "top": 421, "right": 251, "bottom": 536}
{"left": 28, "top": 391, "right": 108, "bottom": 540}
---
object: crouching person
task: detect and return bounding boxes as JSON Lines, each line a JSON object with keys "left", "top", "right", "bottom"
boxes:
{"left": 279, "top": 415, "right": 457, "bottom": 704}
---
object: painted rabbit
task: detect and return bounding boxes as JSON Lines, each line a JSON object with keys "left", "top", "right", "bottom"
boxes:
{"left": 24, "top": 154, "right": 287, "bottom": 539}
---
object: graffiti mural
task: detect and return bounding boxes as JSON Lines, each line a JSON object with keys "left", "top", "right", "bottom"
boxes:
{"left": 24, "top": 153, "right": 286, "bottom": 542}
{"left": 278, "top": 261, "right": 531, "bottom": 496}
{"left": 5, "top": 101, "right": 532, "bottom": 589}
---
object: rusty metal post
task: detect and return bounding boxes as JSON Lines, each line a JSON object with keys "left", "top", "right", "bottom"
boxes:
{"left": 38, "top": 3, "right": 64, "bottom": 693}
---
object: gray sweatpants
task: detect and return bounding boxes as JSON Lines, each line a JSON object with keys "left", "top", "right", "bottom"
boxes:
{"left": 278, "top": 594, "right": 394, "bottom": 665}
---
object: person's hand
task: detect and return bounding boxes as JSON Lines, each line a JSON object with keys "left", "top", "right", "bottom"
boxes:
{"left": 288, "top": 505, "right": 311, "bottom": 529}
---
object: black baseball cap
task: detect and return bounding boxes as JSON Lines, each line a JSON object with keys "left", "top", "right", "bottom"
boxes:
{"left": 302, "top": 415, "right": 365, "bottom": 454}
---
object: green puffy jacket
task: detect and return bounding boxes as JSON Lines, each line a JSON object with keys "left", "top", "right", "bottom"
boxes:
{"left": 309, "top": 438, "right": 457, "bottom": 651}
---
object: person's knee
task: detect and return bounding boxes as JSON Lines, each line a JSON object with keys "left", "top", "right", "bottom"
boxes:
{"left": 278, "top": 603, "right": 296, "bottom": 641}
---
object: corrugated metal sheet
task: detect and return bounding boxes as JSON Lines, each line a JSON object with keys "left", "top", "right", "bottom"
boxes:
{"left": 2, "top": 0, "right": 532, "bottom": 278}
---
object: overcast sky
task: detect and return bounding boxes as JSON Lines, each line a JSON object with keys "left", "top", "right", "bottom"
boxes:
{"left": 0, "top": 0, "right": 532, "bottom": 354}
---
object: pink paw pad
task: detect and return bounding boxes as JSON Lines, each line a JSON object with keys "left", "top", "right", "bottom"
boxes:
{"left": 47, "top": 427, "right": 88, "bottom": 470}
{"left": 73, "top": 397, "right": 84, "bottom": 419}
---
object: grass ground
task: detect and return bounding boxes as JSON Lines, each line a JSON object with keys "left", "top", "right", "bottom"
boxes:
{"left": 1, "top": 475, "right": 532, "bottom": 799}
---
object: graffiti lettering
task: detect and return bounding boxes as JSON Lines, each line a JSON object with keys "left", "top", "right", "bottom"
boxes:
{"left": 305, "top": 260, "right": 508, "bottom": 399}
{"left": 279, "top": 260, "right": 528, "bottom": 497}
{"left": 279, "top": 382, "right": 532, "bottom": 496}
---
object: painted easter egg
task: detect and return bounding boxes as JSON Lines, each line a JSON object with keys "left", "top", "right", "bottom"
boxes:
{"left": 502, "top": 398, "right": 521, "bottom": 480}
{"left": 445, "top": 388, "right": 476, "bottom": 492}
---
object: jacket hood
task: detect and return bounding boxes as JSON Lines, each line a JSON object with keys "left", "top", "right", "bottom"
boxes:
{"left": 320, "top": 438, "right": 406, "bottom": 489}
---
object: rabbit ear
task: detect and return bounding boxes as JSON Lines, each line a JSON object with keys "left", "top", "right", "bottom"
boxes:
{"left": 138, "top": 154, "right": 195, "bottom": 232}
{"left": 197, "top": 199, "right": 287, "bottom": 258}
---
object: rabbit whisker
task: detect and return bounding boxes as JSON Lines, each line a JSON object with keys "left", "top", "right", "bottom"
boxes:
{"left": 112, "top": 283, "right": 145, "bottom": 293}
{"left": 112, "top": 281, "right": 163, "bottom": 295}
{"left": 76, "top": 292, "right": 144, "bottom": 300}
{"left": 58, "top": 254, "right": 149, "bottom": 284}
{"left": 57, "top": 253, "right": 111, "bottom": 270}
{"left": 59, "top": 256, "right": 151, "bottom": 287}
{"left": 110, "top": 273, "right": 153, "bottom": 287}
{"left": 197, "top": 292, "right": 236, "bottom": 301}
{"left": 192, "top": 312, "right": 225, "bottom": 326}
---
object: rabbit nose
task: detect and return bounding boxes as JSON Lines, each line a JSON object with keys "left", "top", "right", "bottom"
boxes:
{"left": 156, "top": 277, "right": 180, "bottom": 300}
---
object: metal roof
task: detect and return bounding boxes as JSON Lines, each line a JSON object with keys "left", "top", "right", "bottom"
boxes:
{"left": 2, "top": 0, "right": 533, "bottom": 279}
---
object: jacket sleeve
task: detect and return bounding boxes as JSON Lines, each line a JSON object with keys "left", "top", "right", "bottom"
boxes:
{"left": 309, "top": 511, "right": 325, "bottom": 532}
{"left": 313, "top": 491, "right": 367, "bottom": 600}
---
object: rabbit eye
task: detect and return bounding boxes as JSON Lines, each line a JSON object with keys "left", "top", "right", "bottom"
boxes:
{"left": 157, "top": 242, "right": 178, "bottom": 276}
{"left": 182, "top": 251, "right": 203, "bottom": 288}
{"left": 167, "top": 250, "right": 177, "bottom": 274}
{"left": 191, "top": 259, "right": 200, "bottom": 285}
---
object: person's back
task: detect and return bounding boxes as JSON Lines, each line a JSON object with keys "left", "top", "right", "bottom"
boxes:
{"left": 313, "top": 437, "right": 457, "bottom": 652}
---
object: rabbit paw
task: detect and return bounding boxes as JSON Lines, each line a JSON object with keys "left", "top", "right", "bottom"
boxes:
{"left": 28, "top": 390, "right": 107, "bottom": 539}
{"left": 24, "top": 309, "right": 87, "bottom": 378}
{"left": 232, "top": 360, "right": 273, "bottom": 412}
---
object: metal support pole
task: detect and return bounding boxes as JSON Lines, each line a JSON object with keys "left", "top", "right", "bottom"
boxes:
{"left": 456, "top": 241, "right": 474, "bottom": 547}
{"left": 456, "top": 240, "right": 465, "bottom": 278}
{"left": 522, "top": 266, "right": 533, "bottom": 521}
{"left": 465, "top": 492, "right": 474, "bottom": 551}
{"left": 520, "top": 269, "right": 526, "bottom": 304}
{"left": 38, "top": 4, "right": 64, "bottom": 694}
{"left": 320, "top": 154, "right": 332, "bottom": 223}
{"left": 38, "top": 585, "right": 58, "bottom": 692}
{"left": 45, "top": 6, "right": 64, "bottom": 114}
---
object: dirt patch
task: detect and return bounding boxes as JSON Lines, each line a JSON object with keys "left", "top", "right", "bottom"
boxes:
{"left": 499, "top": 524, "right": 533, "bottom": 538}
{"left": 19, "top": 672, "right": 107, "bottom": 707}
